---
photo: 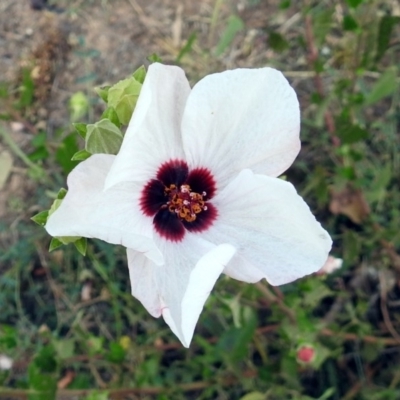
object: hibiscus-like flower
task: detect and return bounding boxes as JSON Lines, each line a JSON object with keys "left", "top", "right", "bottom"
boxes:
{"left": 46, "top": 63, "right": 332, "bottom": 347}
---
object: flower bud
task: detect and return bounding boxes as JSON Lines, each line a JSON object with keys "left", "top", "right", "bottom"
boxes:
{"left": 316, "top": 255, "right": 342, "bottom": 275}
{"left": 296, "top": 345, "right": 316, "bottom": 364}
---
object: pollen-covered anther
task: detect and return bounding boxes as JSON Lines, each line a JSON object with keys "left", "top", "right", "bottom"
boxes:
{"left": 165, "top": 183, "right": 208, "bottom": 223}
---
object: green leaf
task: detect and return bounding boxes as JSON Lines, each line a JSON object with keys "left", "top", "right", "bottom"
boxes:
{"left": 343, "top": 15, "right": 358, "bottom": 31}
{"left": 28, "top": 147, "right": 49, "bottom": 162}
{"left": 69, "top": 91, "right": 89, "bottom": 122}
{"left": 364, "top": 67, "right": 399, "bottom": 106}
{"left": 18, "top": 68, "right": 35, "bottom": 108}
{"left": 101, "top": 107, "right": 121, "bottom": 128}
{"left": 301, "top": 279, "right": 333, "bottom": 308}
{"left": 31, "top": 211, "right": 49, "bottom": 226}
{"left": 94, "top": 86, "right": 111, "bottom": 103}
{"left": 176, "top": 32, "right": 197, "bottom": 62}
{"left": 318, "top": 388, "right": 336, "bottom": 400}
{"left": 85, "top": 391, "right": 109, "bottom": 400}
{"left": 107, "top": 342, "right": 126, "bottom": 363}
{"left": 49, "top": 238, "right": 63, "bottom": 252}
{"left": 147, "top": 53, "right": 162, "bottom": 63}
{"left": 74, "top": 237, "right": 87, "bottom": 256}
{"left": 0, "top": 150, "right": 12, "bottom": 190}
{"left": 85, "top": 119, "right": 123, "bottom": 154}
{"left": 28, "top": 345, "right": 57, "bottom": 400}
{"left": 53, "top": 339, "right": 75, "bottom": 359}
{"left": 57, "top": 188, "right": 67, "bottom": 200}
{"left": 71, "top": 149, "right": 91, "bottom": 161}
{"left": 0, "top": 325, "right": 17, "bottom": 349}
{"left": 346, "top": 0, "right": 364, "bottom": 8}
{"left": 337, "top": 124, "right": 369, "bottom": 144}
{"left": 217, "top": 306, "right": 257, "bottom": 363}
{"left": 86, "top": 336, "right": 104, "bottom": 356}
{"left": 375, "top": 16, "right": 400, "bottom": 62}
{"left": 215, "top": 15, "right": 244, "bottom": 56}
{"left": 31, "top": 131, "right": 47, "bottom": 148}
{"left": 55, "top": 133, "right": 79, "bottom": 174}
{"left": 312, "top": 9, "right": 333, "bottom": 46}
{"left": 73, "top": 123, "right": 88, "bottom": 139}
{"left": 240, "top": 393, "right": 265, "bottom": 400}
{"left": 107, "top": 78, "right": 142, "bottom": 125}
{"left": 132, "top": 65, "right": 146, "bottom": 84}
{"left": 268, "top": 31, "right": 289, "bottom": 52}
{"left": 279, "top": 0, "right": 291, "bottom": 9}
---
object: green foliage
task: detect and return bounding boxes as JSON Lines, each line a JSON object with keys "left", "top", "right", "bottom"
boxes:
{"left": 342, "top": 15, "right": 359, "bottom": 31}
{"left": 177, "top": 32, "right": 197, "bottom": 62}
{"left": 375, "top": 16, "right": 400, "bottom": 62}
{"left": 268, "top": 31, "right": 289, "bottom": 52}
{"left": 18, "top": 68, "right": 35, "bottom": 109}
{"left": 363, "top": 67, "right": 399, "bottom": 106}
{"left": 29, "top": 132, "right": 49, "bottom": 162}
{"left": 69, "top": 91, "right": 90, "bottom": 122}
{"left": 28, "top": 345, "right": 58, "bottom": 400}
{"left": 346, "top": 0, "right": 364, "bottom": 8}
{"left": 147, "top": 53, "right": 162, "bottom": 63}
{"left": 55, "top": 133, "right": 79, "bottom": 174}
{"left": 215, "top": 15, "right": 244, "bottom": 56}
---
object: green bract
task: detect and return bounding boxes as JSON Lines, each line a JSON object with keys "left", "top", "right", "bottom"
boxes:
{"left": 107, "top": 77, "right": 142, "bottom": 125}
{"left": 85, "top": 119, "right": 123, "bottom": 155}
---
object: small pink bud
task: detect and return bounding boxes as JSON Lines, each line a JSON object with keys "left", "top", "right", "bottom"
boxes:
{"left": 296, "top": 345, "right": 315, "bottom": 364}
{"left": 316, "top": 256, "right": 343, "bottom": 275}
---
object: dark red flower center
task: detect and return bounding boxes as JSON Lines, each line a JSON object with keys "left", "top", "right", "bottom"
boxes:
{"left": 140, "top": 160, "right": 217, "bottom": 242}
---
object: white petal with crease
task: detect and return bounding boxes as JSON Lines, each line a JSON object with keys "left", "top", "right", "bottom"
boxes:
{"left": 127, "top": 239, "right": 236, "bottom": 347}
{"left": 207, "top": 169, "right": 332, "bottom": 285}
{"left": 182, "top": 68, "right": 300, "bottom": 189}
{"left": 46, "top": 154, "right": 163, "bottom": 264}
{"left": 105, "top": 63, "right": 191, "bottom": 189}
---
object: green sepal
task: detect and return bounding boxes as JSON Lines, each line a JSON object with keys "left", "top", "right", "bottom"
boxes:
{"left": 49, "top": 238, "right": 63, "bottom": 252}
{"left": 71, "top": 149, "right": 92, "bottom": 161}
{"left": 74, "top": 237, "right": 87, "bottom": 256}
{"left": 132, "top": 65, "right": 146, "bottom": 84}
{"left": 57, "top": 188, "right": 67, "bottom": 200}
{"left": 73, "top": 122, "right": 88, "bottom": 139}
{"left": 85, "top": 118, "right": 123, "bottom": 155}
{"left": 48, "top": 199, "right": 63, "bottom": 217}
{"left": 31, "top": 210, "right": 49, "bottom": 226}
{"left": 101, "top": 107, "right": 121, "bottom": 128}
{"left": 95, "top": 85, "right": 111, "bottom": 103}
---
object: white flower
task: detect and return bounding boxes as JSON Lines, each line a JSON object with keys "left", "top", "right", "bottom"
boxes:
{"left": 0, "top": 354, "right": 13, "bottom": 370}
{"left": 46, "top": 63, "right": 332, "bottom": 347}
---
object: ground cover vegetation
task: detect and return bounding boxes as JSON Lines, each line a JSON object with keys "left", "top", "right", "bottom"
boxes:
{"left": 0, "top": 0, "right": 399, "bottom": 399}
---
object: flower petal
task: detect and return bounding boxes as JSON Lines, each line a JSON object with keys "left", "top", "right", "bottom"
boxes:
{"left": 208, "top": 169, "right": 332, "bottom": 285}
{"left": 181, "top": 68, "right": 300, "bottom": 189}
{"left": 127, "top": 239, "right": 236, "bottom": 347}
{"left": 46, "top": 154, "right": 163, "bottom": 265}
{"left": 105, "top": 63, "right": 191, "bottom": 189}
